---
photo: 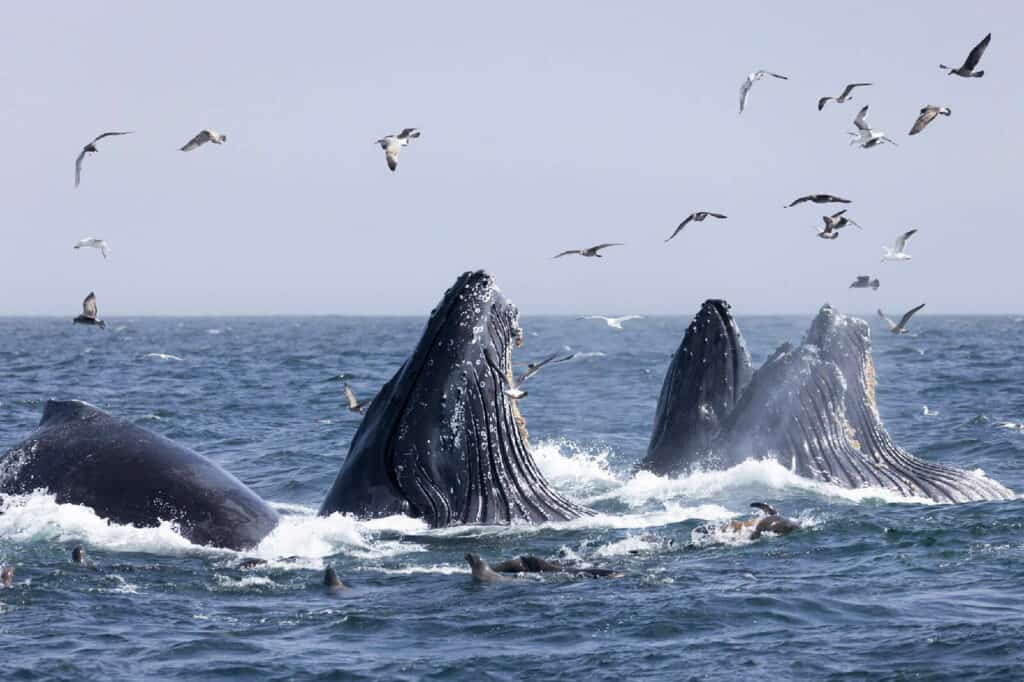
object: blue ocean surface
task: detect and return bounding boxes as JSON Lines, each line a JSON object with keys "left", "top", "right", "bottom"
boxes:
{"left": 1, "top": 313, "right": 1023, "bottom": 680}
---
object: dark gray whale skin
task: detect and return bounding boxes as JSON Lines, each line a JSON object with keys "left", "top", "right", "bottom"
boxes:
{"left": 0, "top": 400, "right": 279, "bottom": 550}
{"left": 319, "top": 270, "right": 591, "bottom": 526}
{"left": 643, "top": 300, "right": 752, "bottom": 476}
{"left": 642, "top": 301, "right": 1014, "bottom": 503}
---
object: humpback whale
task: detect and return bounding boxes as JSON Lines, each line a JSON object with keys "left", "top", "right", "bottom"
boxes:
{"left": 319, "top": 270, "right": 591, "bottom": 526}
{"left": 0, "top": 400, "right": 279, "bottom": 550}
{"left": 641, "top": 301, "right": 1013, "bottom": 503}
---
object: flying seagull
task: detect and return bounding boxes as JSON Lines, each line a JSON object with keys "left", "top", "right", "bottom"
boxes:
{"left": 878, "top": 304, "right": 926, "bottom": 334}
{"left": 73, "top": 237, "right": 111, "bottom": 259}
{"left": 739, "top": 70, "right": 788, "bottom": 113}
{"left": 552, "top": 243, "right": 624, "bottom": 259}
{"left": 909, "top": 106, "right": 952, "bottom": 135}
{"left": 665, "top": 211, "right": 728, "bottom": 242}
{"left": 849, "top": 105, "right": 897, "bottom": 148}
{"left": 849, "top": 275, "right": 880, "bottom": 291}
{"left": 817, "top": 83, "right": 872, "bottom": 110}
{"left": 487, "top": 349, "right": 576, "bottom": 400}
{"left": 180, "top": 129, "right": 227, "bottom": 152}
{"left": 73, "top": 292, "right": 105, "bottom": 329}
{"left": 577, "top": 315, "right": 643, "bottom": 330}
{"left": 881, "top": 229, "right": 918, "bottom": 262}
{"left": 817, "top": 210, "right": 860, "bottom": 240}
{"left": 343, "top": 384, "right": 371, "bottom": 415}
{"left": 822, "top": 209, "right": 861, "bottom": 231}
{"left": 786, "top": 194, "right": 851, "bottom": 208}
{"left": 940, "top": 33, "right": 991, "bottom": 77}
{"left": 74, "top": 131, "right": 133, "bottom": 188}
{"left": 375, "top": 128, "right": 421, "bottom": 171}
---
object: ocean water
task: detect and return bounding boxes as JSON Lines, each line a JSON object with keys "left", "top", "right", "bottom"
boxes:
{"left": 1, "top": 313, "right": 1022, "bottom": 680}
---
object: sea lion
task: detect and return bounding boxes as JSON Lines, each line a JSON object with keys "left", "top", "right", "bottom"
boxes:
{"left": 71, "top": 545, "right": 94, "bottom": 567}
{"left": 323, "top": 565, "right": 347, "bottom": 593}
{"left": 465, "top": 553, "right": 511, "bottom": 582}
{"left": 491, "top": 554, "right": 623, "bottom": 578}
{"left": 694, "top": 502, "right": 800, "bottom": 542}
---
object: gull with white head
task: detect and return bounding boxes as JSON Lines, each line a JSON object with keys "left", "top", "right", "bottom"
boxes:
{"left": 878, "top": 304, "right": 926, "bottom": 334}
{"left": 486, "top": 349, "right": 576, "bottom": 400}
{"left": 739, "top": 70, "right": 788, "bottom": 114}
{"left": 849, "top": 106, "right": 897, "bottom": 148}
{"left": 73, "top": 238, "right": 111, "bottom": 259}
{"left": 881, "top": 229, "right": 917, "bottom": 262}
{"left": 180, "top": 129, "right": 227, "bottom": 152}
{"left": 577, "top": 315, "right": 643, "bottom": 330}
{"left": 375, "top": 128, "right": 421, "bottom": 172}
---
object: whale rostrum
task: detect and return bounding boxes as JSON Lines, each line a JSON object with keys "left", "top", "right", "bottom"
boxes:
{"left": 642, "top": 300, "right": 1013, "bottom": 503}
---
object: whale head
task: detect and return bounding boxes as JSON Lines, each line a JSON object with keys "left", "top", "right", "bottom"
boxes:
{"left": 642, "top": 299, "right": 752, "bottom": 475}
{"left": 319, "top": 270, "right": 590, "bottom": 526}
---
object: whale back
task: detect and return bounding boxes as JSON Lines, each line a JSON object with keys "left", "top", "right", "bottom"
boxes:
{"left": 319, "top": 271, "right": 591, "bottom": 526}
{"left": 1, "top": 400, "right": 279, "bottom": 549}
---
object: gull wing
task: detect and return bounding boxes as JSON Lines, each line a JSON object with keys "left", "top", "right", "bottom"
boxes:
{"left": 893, "top": 229, "right": 918, "bottom": 252}
{"left": 82, "top": 292, "right": 98, "bottom": 319}
{"left": 180, "top": 130, "right": 212, "bottom": 152}
{"left": 897, "top": 304, "right": 926, "bottom": 330}
{"left": 99, "top": 241, "right": 110, "bottom": 258}
{"left": 739, "top": 75, "right": 754, "bottom": 113}
{"left": 516, "top": 351, "right": 576, "bottom": 386}
{"left": 705, "top": 212, "right": 728, "bottom": 219}
{"left": 91, "top": 131, "right": 133, "bottom": 144}
{"left": 817, "top": 97, "right": 832, "bottom": 111}
{"left": 877, "top": 309, "right": 896, "bottom": 331}
{"left": 552, "top": 250, "right": 580, "bottom": 259}
{"left": 74, "top": 149, "right": 87, "bottom": 188}
{"left": 590, "top": 243, "right": 624, "bottom": 252}
{"left": 909, "top": 107, "right": 938, "bottom": 135}
{"left": 851, "top": 276, "right": 870, "bottom": 287}
{"left": 962, "top": 33, "right": 991, "bottom": 71}
{"left": 840, "top": 83, "right": 871, "bottom": 99}
{"left": 397, "top": 128, "right": 420, "bottom": 139}
{"left": 786, "top": 195, "right": 811, "bottom": 207}
{"left": 853, "top": 105, "right": 870, "bottom": 131}
{"left": 765, "top": 72, "right": 788, "bottom": 79}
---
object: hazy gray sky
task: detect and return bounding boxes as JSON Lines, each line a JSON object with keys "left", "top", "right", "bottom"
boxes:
{"left": 1, "top": 3, "right": 1018, "bottom": 315}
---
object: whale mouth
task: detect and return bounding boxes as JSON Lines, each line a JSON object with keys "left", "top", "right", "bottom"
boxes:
{"left": 644, "top": 302, "right": 1013, "bottom": 503}
{"left": 319, "top": 270, "right": 591, "bottom": 526}
{"left": 642, "top": 299, "right": 752, "bottom": 475}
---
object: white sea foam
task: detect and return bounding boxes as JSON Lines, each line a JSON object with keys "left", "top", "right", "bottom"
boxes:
{"left": 532, "top": 440, "right": 939, "bottom": 507}
{"left": 0, "top": 494, "right": 425, "bottom": 567}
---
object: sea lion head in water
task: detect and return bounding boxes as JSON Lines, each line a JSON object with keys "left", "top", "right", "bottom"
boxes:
{"left": 693, "top": 502, "right": 800, "bottom": 543}
{"left": 1, "top": 565, "right": 13, "bottom": 587}
{"left": 747, "top": 502, "right": 800, "bottom": 540}
{"left": 323, "top": 565, "right": 347, "bottom": 592}
{"left": 71, "top": 546, "right": 90, "bottom": 566}
{"left": 464, "top": 553, "right": 510, "bottom": 582}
